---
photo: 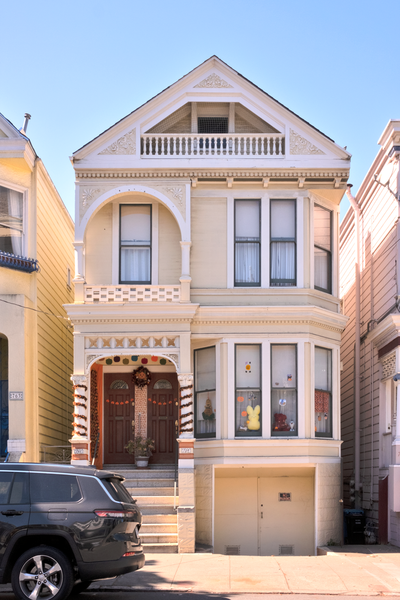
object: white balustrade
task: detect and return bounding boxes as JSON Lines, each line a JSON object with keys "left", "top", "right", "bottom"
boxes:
{"left": 84, "top": 285, "right": 181, "bottom": 303}
{"left": 141, "top": 133, "right": 285, "bottom": 157}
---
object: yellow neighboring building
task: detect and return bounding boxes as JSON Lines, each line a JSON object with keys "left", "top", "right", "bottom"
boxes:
{"left": 0, "top": 112, "right": 74, "bottom": 462}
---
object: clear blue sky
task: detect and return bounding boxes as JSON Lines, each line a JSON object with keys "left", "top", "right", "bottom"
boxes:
{"left": 2, "top": 0, "right": 399, "bottom": 221}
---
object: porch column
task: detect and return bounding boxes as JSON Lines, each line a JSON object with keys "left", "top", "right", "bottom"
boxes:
{"left": 177, "top": 373, "right": 195, "bottom": 553}
{"left": 180, "top": 241, "right": 192, "bottom": 303}
{"left": 73, "top": 241, "right": 85, "bottom": 303}
{"left": 70, "top": 374, "right": 90, "bottom": 465}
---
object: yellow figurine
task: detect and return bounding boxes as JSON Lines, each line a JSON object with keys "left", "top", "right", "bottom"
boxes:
{"left": 247, "top": 405, "right": 260, "bottom": 430}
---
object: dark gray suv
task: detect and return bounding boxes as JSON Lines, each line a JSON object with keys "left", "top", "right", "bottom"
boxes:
{"left": 0, "top": 463, "right": 144, "bottom": 600}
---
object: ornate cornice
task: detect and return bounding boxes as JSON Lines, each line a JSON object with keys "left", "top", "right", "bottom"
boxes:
{"left": 194, "top": 73, "right": 233, "bottom": 88}
{"left": 75, "top": 169, "right": 349, "bottom": 180}
{"left": 98, "top": 128, "right": 136, "bottom": 155}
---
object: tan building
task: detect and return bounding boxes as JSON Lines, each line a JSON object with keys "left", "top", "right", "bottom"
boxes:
{"left": 340, "top": 120, "right": 400, "bottom": 547}
{"left": 0, "top": 112, "right": 74, "bottom": 462}
{"left": 66, "top": 57, "right": 350, "bottom": 555}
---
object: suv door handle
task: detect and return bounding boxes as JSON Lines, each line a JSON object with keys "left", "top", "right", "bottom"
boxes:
{"left": 1, "top": 510, "right": 24, "bottom": 516}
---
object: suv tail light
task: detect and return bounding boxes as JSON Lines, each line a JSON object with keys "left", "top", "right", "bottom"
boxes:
{"left": 95, "top": 510, "right": 134, "bottom": 518}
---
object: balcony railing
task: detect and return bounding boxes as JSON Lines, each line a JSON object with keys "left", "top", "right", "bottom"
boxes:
{"left": 84, "top": 285, "right": 181, "bottom": 303}
{"left": 141, "top": 133, "right": 285, "bottom": 158}
{"left": 0, "top": 251, "right": 39, "bottom": 273}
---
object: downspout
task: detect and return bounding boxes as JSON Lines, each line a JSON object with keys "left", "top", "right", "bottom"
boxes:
{"left": 345, "top": 184, "right": 361, "bottom": 507}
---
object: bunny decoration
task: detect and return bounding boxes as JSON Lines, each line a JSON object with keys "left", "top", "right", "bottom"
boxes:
{"left": 246, "top": 405, "right": 260, "bottom": 430}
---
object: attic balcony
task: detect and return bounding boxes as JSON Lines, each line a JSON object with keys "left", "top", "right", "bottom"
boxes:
{"left": 141, "top": 133, "right": 285, "bottom": 158}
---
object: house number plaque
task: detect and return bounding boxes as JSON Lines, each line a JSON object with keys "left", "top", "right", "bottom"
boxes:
{"left": 9, "top": 392, "right": 23, "bottom": 401}
{"left": 180, "top": 447, "right": 193, "bottom": 454}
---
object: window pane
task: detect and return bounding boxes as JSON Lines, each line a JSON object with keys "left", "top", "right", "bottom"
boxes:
{"left": 235, "top": 243, "right": 260, "bottom": 284}
{"left": 315, "top": 347, "right": 332, "bottom": 437}
{"left": 236, "top": 389, "right": 261, "bottom": 435}
{"left": 103, "top": 478, "right": 133, "bottom": 504}
{"left": 314, "top": 205, "right": 331, "bottom": 251}
{"left": 121, "top": 205, "right": 150, "bottom": 245}
{"left": 195, "top": 347, "right": 216, "bottom": 391}
{"left": 236, "top": 345, "right": 261, "bottom": 388}
{"left": 196, "top": 390, "right": 216, "bottom": 436}
{"left": 271, "top": 200, "right": 295, "bottom": 239}
{"left": 31, "top": 474, "right": 82, "bottom": 503}
{"left": 235, "top": 200, "right": 260, "bottom": 239}
{"left": 154, "top": 379, "right": 173, "bottom": 390}
{"left": 271, "top": 242, "right": 295, "bottom": 283}
{"left": 271, "top": 389, "right": 297, "bottom": 434}
{"left": 0, "top": 472, "right": 13, "bottom": 504}
{"left": 314, "top": 247, "right": 329, "bottom": 291}
{"left": 0, "top": 186, "right": 23, "bottom": 255}
{"left": 121, "top": 248, "right": 150, "bottom": 282}
{"left": 272, "top": 345, "right": 296, "bottom": 388}
{"left": 10, "top": 473, "right": 29, "bottom": 504}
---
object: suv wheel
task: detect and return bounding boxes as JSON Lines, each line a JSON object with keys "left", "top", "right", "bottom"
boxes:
{"left": 11, "top": 546, "right": 74, "bottom": 600}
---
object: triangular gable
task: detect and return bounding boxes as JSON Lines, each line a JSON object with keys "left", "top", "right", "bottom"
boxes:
{"left": 0, "top": 113, "right": 27, "bottom": 140}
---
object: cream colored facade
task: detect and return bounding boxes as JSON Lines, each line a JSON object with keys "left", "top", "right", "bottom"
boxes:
{"left": 65, "top": 57, "right": 350, "bottom": 555}
{"left": 340, "top": 120, "right": 400, "bottom": 547}
{"left": 0, "top": 113, "right": 74, "bottom": 462}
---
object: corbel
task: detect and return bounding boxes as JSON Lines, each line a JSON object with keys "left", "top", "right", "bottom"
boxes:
{"left": 191, "top": 177, "right": 197, "bottom": 188}
{"left": 263, "top": 177, "right": 270, "bottom": 188}
{"left": 227, "top": 177, "right": 233, "bottom": 188}
{"left": 298, "top": 177, "right": 305, "bottom": 188}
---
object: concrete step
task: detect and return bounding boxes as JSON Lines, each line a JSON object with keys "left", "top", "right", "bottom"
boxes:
{"left": 141, "top": 523, "right": 177, "bottom": 534}
{"left": 136, "top": 495, "right": 178, "bottom": 506}
{"left": 127, "top": 487, "right": 177, "bottom": 497}
{"left": 124, "top": 478, "right": 176, "bottom": 488}
{"left": 142, "top": 513, "right": 177, "bottom": 523}
{"left": 105, "top": 465, "right": 176, "bottom": 473}
{"left": 140, "top": 505, "right": 177, "bottom": 516}
{"left": 142, "top": 543, "right": 178, "bottom": 554}
{"left": 141, "top": 533, "right": 178, "bottom": 544}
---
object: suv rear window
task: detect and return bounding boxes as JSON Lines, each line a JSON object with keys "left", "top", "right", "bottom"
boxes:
{"left": 31, "top": 473, "right": 82, "bottom": 503}
{"left": 102, "top": 478, "right": 134, "bottom": 504}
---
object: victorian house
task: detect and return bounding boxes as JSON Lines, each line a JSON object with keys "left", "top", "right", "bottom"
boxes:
{"left": 0, "top": 112, "right": 74, "bottom": 463}
{"left": 340, "top": 120, "right": 400, "bottom": 547}
{"left": 65, "top": 57, "right": 350, "bottom": 555}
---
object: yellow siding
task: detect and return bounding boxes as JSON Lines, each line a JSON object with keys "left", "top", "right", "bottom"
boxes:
{"left": 35, "top": 163, "right": 74, "bottom": 455}
{"left": 191, "top": 197, "right": 227, "bottom": 288}
{"left": 158, "top": 205, "right": 181, "bottom": 284}
{"left": 85, "top": 204, "right": 112, "bottom": 284}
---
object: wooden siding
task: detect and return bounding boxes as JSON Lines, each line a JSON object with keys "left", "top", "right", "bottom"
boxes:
{"left": 158, "top": 205, "right": 181, "bottom": 284}
{"left": 85, "top": 203, "right": 112, "bottom": 284}
{"left": 191, "top": 197, "right": 227, "bottom": 288}
{"left": 35, "top": 163, "right": 74, "bottom": 455}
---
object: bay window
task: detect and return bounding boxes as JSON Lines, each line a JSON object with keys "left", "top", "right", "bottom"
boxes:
{"left": 234, "top": 199, "right": 260, "bottom": 286}
{"left": 0, "top": 185, "right": 23, "bottom": 256}
{"left": 270, "top": 199, "right": 296, "bottom": 286}
{"left": 235, "top": 344, "right": 261, "bottom": 436}
{"left": 314, "top": 204, "right": 332, "bottom": 293}
{"left": 271, "top": 344, "right": 297, "bottom": 436}
{"left": 120, "top": 205, "right": 151, "bottom": 283}
{"left": 194, "top": 346, "right": 216, "bottom": 438}
{"left": 315, "top": 346, "right": 332, "bottom": 437}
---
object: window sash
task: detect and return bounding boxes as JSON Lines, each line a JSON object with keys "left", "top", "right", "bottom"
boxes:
{"left": 270, "top": 200, "right": 296, "bottom": 286}
{"left": 234, "top": 200, "right": 261, "bottom": 287}
{"left": 271, "top": 344, "right": 298, "bottom": 436}
{"left": 0, "top": 185, "right": 23, "bottom": 256}
{"left": 315, "top": 346, "right": 332, "bottom": 438}
{"left": 119, "top": 205, "right": 151, "bottom": 284}
{"left": 314, "top": 205, "right": 332, "bottom": 293}
{"left": 194, "top": 347, "right": 216, "bottom": 439}
{"left": 235, "top": 344, "right": 262, "bottom": 437}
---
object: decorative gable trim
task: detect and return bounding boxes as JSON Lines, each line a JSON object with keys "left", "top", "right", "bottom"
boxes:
{"left": 290, "top": 129, "right": 325, "bottom": 155}
{"left": 194, "top": 73, "right": 233, "bottom": 88}
{"left": 98, "top": 128, "right": 136, "bottom": 155}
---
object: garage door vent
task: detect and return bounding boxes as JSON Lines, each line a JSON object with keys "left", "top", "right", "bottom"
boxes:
{"left": 225, "top": 545, "right": 240, "bottom": 555}
{"left": 279, "top": 545, "right": 294, "bottom": 555}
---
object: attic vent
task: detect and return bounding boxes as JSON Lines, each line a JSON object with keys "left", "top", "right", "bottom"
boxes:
{"left": 279, "top": 545, "right": 294, "bottom": 556}
{"left": 198, "top": 117, "right": 228, "bottom": 134}
{"left": 225, "top": 545, "right": 240, "bottom": 555}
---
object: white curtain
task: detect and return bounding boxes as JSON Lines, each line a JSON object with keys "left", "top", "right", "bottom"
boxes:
{"left": 235, "top": 242, "right": 259, "bottom": 284}
{"left": 7, "top": 189, "right": 23, "bottom": 256}
{"left": 271, "top": 242, "right": 295, "bottom": 282}
{"left": 121, "top": 248, "right": 150, "bottom": 282}
{"left": 314, "top": 248, "right": 329, "bottom": 290}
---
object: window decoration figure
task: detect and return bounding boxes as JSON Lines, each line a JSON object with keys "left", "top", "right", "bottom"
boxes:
{"left": 202, "top": 396, "right": 215, "bottom": 421}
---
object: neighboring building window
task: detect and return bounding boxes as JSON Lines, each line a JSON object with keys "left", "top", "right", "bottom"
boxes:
{"left": 234, "top": 200, "right": 261, "bottom": 286}
{"left": 194, "top": 347, "right": 216, "bottom": 438}
{"left": 271, "top": 344, "right": 297, "bottom": 436}
{"left": 315, "top": 346, "right": 332, "bottom": 437}
{"left": 120, "top": 205, "right": 151, "bottom": 283}
{"left": 314, "top": 204, "right": 332, "bottom": 293}
{"left": 235, "top": 344, "right": 261, "bottom": 437}
{"left": 270, "top": 199, "right": 296, "bottom": 286}
{"left": 0, "top": 185, "right": 23, "bottom": 256}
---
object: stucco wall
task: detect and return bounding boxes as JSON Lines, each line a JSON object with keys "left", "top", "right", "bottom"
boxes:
{"left": 158, "top": 205, "right": 181, "bottom": 284}
{"left": 191, "top": 197, "right": 227, "bottom": 288}
{"left": 316, "top": 462, "right": 342, "bottom": 546}
{"left": 85, "top": 203, "right": 113, "bottom": 284}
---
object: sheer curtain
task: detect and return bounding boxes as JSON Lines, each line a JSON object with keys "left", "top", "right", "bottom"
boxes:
{"left": 235, "top": 242, "right": 259, "bottom": 284}
{"left": 314, "top": 247, "right": 329, "bottom": 290}
{"left": 270, "top": 242, "right": 295, "bottom": 281}
{"left": 7, "top": 188, "right": 23, "bottom": 256}
{"left": 121, "top": 248, "right": 150, "bottom": 282}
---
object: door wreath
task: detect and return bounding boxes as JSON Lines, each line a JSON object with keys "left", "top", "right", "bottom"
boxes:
{"left": 132, "top": 366, "right": 151, "bottom": 388}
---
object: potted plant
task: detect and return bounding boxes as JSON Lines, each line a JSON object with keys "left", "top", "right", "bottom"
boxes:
{"left": 125, "top": 436, "right": 155, "bottom": 468}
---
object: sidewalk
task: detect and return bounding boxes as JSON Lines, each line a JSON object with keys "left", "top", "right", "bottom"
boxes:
{"left": 89, "top": 546, "right": 400, "bottom": 595}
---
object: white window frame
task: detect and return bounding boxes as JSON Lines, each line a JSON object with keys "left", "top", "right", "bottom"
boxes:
{"left": 310, "top": 194, "right": 338, "bottom": 297}
{"left": 112, "top": 199, "right": 158, "bottom": 285}
{"left": 0, "top": 178, "right": 28, "bottom": 258}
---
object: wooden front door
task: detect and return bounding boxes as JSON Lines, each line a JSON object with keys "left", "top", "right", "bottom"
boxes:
{"left": 104, "top": 373, "right": 135, "bottom": 465}
{"left": 147, "top": 373, "right": 178, "bottom": 464}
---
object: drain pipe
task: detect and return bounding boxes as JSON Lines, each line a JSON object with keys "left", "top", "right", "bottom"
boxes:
{"left": 346, "top": 184, "right": 361, "bottom": 507}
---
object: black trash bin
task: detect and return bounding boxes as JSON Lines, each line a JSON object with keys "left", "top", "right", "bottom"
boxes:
{"left": 344, "top": 509, "right": 365, "bottom": 544}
